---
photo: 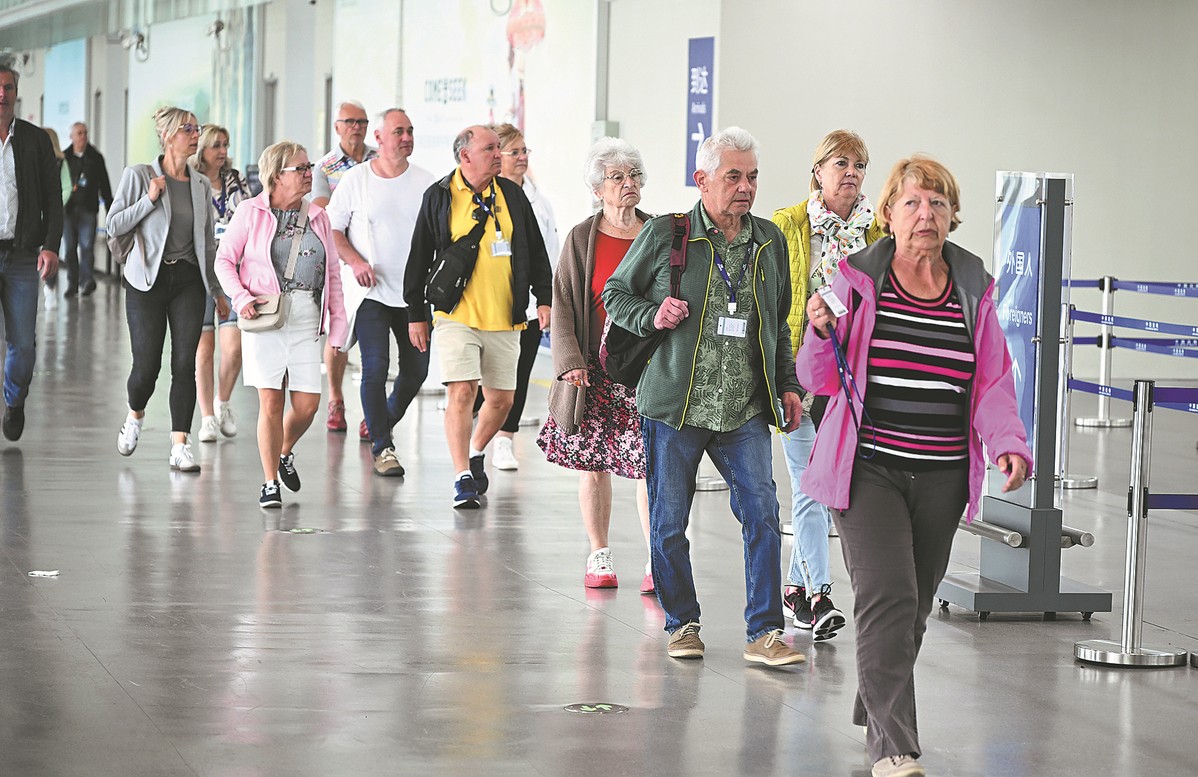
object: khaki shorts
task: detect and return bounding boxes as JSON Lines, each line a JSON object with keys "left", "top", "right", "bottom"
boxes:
{"left": 433, "top": 318, "right": 521, "bottom": 389}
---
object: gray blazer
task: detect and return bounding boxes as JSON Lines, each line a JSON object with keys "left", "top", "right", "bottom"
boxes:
{"left": 107, "top": 156, "right": 220, "bottom": 295}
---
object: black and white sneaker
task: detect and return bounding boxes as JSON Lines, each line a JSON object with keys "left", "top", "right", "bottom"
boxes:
{"left": 469, "top": 453, "right": 489, "bottom": 495}
{"left": 811, "top": 584, "right": 846, "bottom": 641}
{"left": 278, "top": 452, "right": 301, "bottom": 492}
{"left": 785, "top": 585, "right": 813, "bottom": 630}
{"left": 259, "top": 480, "right": 282, "bottom": 509}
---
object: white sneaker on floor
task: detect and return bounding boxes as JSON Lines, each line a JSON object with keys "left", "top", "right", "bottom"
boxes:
{"left": 117, "top": 416, "right": 142, "bottom": 456}
{"left": 493, "top": 437, "right": 519, "bottom": 471}
{"left": 198, "top": 416, "right": 219, "bottom": 442}
{"left": 217, "top": 404, "right": 237, "bottom": 437}
{"left": 169, "top": 439, "right": 201, "bottom": 473}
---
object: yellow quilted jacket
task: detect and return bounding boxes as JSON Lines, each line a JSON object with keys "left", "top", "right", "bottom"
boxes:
{"left": 772, "top": 198, "right": 886, "bottom": 354}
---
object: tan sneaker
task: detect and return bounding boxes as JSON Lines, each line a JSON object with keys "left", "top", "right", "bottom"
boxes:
{"left": 871, "top": 754, "right": 925, "bottom": 777}
{"left": 743, "top": 629, "right": 806, "bottom": 666}
{"left": 667, "top": 622, "right": 704, "bottom": 659}
{"left": 373, "top": 447, "right": 406, "bottom": 477}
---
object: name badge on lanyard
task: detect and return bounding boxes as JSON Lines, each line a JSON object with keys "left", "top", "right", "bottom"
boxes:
{"left": 474, "top": 182, "right": 512, "bottom": 256}
{"left": 713, "top": 239, "right": 754, "bottom": 335}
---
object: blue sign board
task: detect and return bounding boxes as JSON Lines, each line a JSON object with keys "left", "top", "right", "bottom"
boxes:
{"left": 686, "top": 37, "right": 714, "bottom": 187}
{"left": 994, "top": 175, "right": 1042, "bottom": 444}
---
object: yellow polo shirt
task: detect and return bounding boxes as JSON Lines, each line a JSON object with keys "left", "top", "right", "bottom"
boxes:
{"left": 435, "top": 168, "right": 522, "bottom": 331}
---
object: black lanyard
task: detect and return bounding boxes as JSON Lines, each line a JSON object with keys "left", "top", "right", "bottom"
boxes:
{"left": 213, "top": 173, "right": 230, "bottom": 219}
{"left": 712, "top": 238, "right": 755, "bottom": 313}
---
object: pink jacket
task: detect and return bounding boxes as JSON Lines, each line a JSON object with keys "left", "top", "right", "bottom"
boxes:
{"left": 214, "top": 192, "right": 348, "bottom": 349}
{"left": 796, "top": 239, "right": 1033, "bottom": 522}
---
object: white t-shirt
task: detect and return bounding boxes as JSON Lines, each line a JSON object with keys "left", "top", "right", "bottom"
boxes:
{"left": 326, "top": 160, "right": 435, "bottom": 308}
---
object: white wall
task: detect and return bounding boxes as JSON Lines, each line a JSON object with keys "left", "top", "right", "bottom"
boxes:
{"left": 262, "top": 0, "right": 330, "bottom": 153}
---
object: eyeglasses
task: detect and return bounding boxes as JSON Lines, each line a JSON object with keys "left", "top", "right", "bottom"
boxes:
{"left": 604, "top": 169, "right": 644, "bottom": 185}
{"left": 502, "top": 147, "right": 531, "bottom": 158}
{"left": 178, "top": 123, "right": 201, "bottom": 135}
{"left": 282, "top": 163, "right": 316, "bottom": 174}
{"left": 337, "top": 118, "right": 369, "bottom": 128}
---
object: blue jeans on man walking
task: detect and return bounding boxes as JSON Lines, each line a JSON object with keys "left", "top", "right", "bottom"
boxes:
{"left": 781, "top": 415, "right": 833, "bottom": 592}
{"left": 355, "top": 300, "right": 430, "bottom": 456}
{"left": 0, "top": 248, "right": 40, "bottom": 409}
{"left": 63, "top": 209, "right": 98, "bottom": 291}
{"left": 642, "top": 413, "right": 785, "bottom": 641}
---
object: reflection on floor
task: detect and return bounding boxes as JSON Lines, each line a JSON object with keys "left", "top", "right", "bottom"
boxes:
{"left": 2, "top": 278, "right": 1196, "bottom": 776}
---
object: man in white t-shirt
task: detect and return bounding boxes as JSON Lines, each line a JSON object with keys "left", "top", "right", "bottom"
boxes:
{"left": 327, "top": 108, "right": 435, "bottom": 476}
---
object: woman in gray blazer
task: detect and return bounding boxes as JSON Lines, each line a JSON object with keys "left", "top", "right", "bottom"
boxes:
{"left": 106, "top": 107, "right": 223, "bottom": 473}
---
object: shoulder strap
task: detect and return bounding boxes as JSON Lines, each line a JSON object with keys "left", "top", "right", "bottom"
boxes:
{"left": 282, "top": 200, "right": 311, "bottom": 281}
{"left": 667, "top": 213, "right": 689, "bottom": 298}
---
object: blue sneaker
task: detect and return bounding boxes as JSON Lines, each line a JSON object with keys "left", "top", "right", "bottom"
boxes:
{"left": 469, "top": 454, "right": 489, "bottom": 495}
{"left": 453, "top": 474, "right": 481, "bottom": 509}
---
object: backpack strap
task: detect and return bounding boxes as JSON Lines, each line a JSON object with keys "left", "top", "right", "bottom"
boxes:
{"left": 667, "top": 213, "right": 689, "bottom": 298}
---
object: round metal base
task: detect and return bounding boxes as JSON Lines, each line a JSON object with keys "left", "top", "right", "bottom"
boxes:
{"left": 418, "top": 385, "right": 446, "bottom": 396}
{"left": 780, "top": 523, "right": 793, "bottom": 536}
{"left": 1074, "top": 417, "right": 1132, "bottom": 428}
{"left": 518, "top": 416, "right": 542, "bottom": 428}
{"left": 695, "top": 476, "right": 728, "bottom": 492}
{"left": 1059, "top": 475, "right": 1099, "bottom": 490}
{"left": 1074, "top": 639, "right": 1189, "bottom": 667}
{"left": 1191, "top": 652, "right": 1198, "bottom": 669}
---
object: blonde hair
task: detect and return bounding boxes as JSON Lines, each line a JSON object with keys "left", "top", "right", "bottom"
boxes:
{"left": 490, "top": 122, "right": 523, "bottom": 150}
{"left": 191, "top": 124, "right": 230, "bottom": 176}
{"left": 153, "top": 106, "right": 196, "bottom": 150}
{"left": 42, "top": 127, "right": 64, "bottom": 161}
{"left": 875, "top": 154, "right": 962, "bottom": 234}
{"left": 810, "top": 129, "right": 869, "bottom": 192}
{"left": 258, "top": 141, "right": 307, "bottom": 194}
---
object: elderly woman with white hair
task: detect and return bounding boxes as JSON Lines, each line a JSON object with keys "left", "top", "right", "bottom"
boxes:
{"left": 215, "top": 141, "right": 348, "bottom": 508}
{"left": 537, "top": 137, "right": 653, "bottom": 593}
{"left": 108, "top": 106, "right": 221, "bottom": 473}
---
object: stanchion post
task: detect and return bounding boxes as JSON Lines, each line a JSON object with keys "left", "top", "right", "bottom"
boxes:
{"left": 1074, "top": 380, "right": 1187, "bottom": 667}
{"left": 1057, "top": 303, "right": 1097, "bottom": 489}
{"left": 1075, "top": 276, "right": 1131, "bottom": 428}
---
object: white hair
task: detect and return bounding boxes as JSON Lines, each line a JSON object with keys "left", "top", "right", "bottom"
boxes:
{"left": 336, "top": 100, "right": 366, "bottom": 116}
{"left": 695, "top": 126, "right": 759, "bottom": 175}
{"left": 583, "top": 137, "right": 647, "bottom": 190}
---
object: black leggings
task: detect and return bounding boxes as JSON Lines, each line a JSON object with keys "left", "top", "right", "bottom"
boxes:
{"left": 125, "top": 262, "right": 207, "bottom": 433}
{"left": 473, "top": 317, "right": 542, "bottom": 433}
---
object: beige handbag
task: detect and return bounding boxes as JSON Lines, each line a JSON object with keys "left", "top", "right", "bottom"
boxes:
{"left": 237, "top": 201, "right": 309, "bottom": 333}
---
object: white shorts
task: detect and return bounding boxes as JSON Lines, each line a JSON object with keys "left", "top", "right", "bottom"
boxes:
{"left": 241, "top": 291, "right": 324, "bottom": 393}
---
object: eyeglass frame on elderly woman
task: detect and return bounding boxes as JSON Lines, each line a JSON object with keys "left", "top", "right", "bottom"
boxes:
{"left": 603, "top": 168, "right": 644, "bottom": 185}
{"left": 281, "top": 163, "right": 316, "bottom": 174}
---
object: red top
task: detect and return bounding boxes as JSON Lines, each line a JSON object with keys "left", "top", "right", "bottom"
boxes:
{"left": 590, "top": 232, "right": 634, "bottom": 352}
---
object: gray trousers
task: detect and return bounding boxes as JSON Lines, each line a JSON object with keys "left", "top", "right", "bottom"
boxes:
{"left": 833, "top": 459, "right": 968, "bottom": 762}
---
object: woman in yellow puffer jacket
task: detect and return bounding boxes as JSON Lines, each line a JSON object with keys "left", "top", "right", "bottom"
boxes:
{"left": 771, "top": 129, "right": 883, "bottom": 640}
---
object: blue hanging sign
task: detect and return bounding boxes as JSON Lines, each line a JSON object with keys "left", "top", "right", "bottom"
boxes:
{"left": 686, "top": 37, "right": 714, "bottom": 187}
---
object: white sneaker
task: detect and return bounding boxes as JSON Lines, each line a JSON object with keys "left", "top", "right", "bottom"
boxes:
{"left": 217, "top": 404, "right": 237, "bottom": 437}
{"left": 43, "top": 284, "right": 58, "bottom": 311}
{"left": 198, "top": 416, "right": 219, "bottom": 442}
{"left": 169, "top": 439, "right": 201, "bottom": 473}
{"left": 117, "top": 415, "right": 142, "bottom": 456}
{"left": 493, "top": 436, "right": 519, "bottom": 471}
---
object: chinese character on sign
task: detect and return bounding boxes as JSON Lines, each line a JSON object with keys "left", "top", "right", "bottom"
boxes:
{"left": 690, "top": 66, "right": 709, "bottom": 95}
{"left": 1015, "top": 251, "right": 1026, "bottom": 276}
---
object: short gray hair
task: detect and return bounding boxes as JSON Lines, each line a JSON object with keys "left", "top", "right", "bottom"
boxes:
{"left": 258, "top": 140, "right": 307, "bottom": 194}
{"left": 336, "top": 100, "right": 366, "bottom": 117}
{"left": 584, "top": 137, "right": 647, "bottom": 191}
{"left": 452, "top": 127, "right": 474, "bottom": 163}
{"left": 695, "top": 126, "right": 758, "bottom": 176}
{"left": 377, "top": 107, "right": 408, "bottom": 124}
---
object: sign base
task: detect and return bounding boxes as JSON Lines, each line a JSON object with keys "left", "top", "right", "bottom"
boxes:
{"left": 1074, "top": 639, "right": 1188, "bottom": 667}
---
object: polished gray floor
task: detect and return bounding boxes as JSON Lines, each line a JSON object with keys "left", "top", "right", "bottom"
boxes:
{"left": 2, "top": 277, "right": 1196, "bottom": 776}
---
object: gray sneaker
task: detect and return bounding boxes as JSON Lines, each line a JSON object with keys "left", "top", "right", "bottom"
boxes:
{"left": 871, "top": 755, "right": 925, "bottom": 777}
{"left": 744, "top": 629, "right": 806, "bottom": 666}
{"left": 667, "top": 622, "right": 704, "bottom": 659}
{"left": 373, "top": 447, "right": 405, "bottom": 477}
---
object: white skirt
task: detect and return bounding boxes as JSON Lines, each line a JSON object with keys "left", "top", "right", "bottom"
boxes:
{"left": 242, "top": 291, "right": 323, "bottom": 393}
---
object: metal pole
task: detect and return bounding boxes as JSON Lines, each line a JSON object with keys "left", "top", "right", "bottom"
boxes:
{"left": 1058, "top": 304, "right": 1097, "bottom": 488}
{"left": 1075, "top": 277, "right": 1131, "bottom": 428}
{"left": 1074, "top": 380, "right": 1187, "bottom": 667}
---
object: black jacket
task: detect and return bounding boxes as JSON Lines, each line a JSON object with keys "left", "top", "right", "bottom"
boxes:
{"left": 403, "top": 170, "right": 552, "bottom": 324}
{"left": 8, "top": 118, "right": 63, "bottom": 255}
{"left": 63, "top": 143, "right": 113, "bottom": 215}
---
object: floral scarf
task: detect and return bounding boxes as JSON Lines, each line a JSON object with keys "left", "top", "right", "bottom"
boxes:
{"left": 806, "top": 191, "right": 874, "bottom": 291}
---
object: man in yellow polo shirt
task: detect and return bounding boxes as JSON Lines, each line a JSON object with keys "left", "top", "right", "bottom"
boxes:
{"left": 405, "top": 125, "right": 552, "bottom": 508}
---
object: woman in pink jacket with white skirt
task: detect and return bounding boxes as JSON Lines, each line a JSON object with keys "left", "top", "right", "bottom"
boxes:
{"left": 215, "top": 141, "right": 347, "bottom": 508}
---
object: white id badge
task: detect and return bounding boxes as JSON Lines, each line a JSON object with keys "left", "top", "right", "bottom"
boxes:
{"left": 817, "top": 285, "right": 849, "bottom": 317}
{"left": 491, "top": 235, "right": 513, "bottom": 256}
{"left": 718, "top": 316, "right": 748, "bottom": 338}
{"left": 214, "top": 222, "right": 228, "bottom": 240}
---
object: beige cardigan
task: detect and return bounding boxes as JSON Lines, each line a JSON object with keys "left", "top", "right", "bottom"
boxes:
{"left": 546, "top": 208, "right": 651, "bottom": 435}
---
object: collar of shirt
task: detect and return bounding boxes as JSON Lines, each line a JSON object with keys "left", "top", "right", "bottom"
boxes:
{"left": 699, "top": 204, "right": 752, "bottom": 253}
{"left": 1, "top": 118, "right": 14, "bottom": 149}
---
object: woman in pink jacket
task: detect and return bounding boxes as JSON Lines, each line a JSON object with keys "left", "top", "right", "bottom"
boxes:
{"left": 215, "top": 141, "right": 347, "bottom": 508}
{"left": 797, "top": 156, "right": 1032, "bottom": 777}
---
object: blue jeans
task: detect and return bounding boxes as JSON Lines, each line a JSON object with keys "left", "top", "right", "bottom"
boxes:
{"left": 642, "top": 413, "right": 784, "bottom": 641}
{"left": 781, "top": 415, "right": 833, "bottom": 591}
{"left": 63, "top": 209, "right": 97, "bottom": 290}
{"left": 355, "top": 300, "right": 430, "bottom": 456}
{"left": 0, "top": 248, "right": 39, "bottom": 408}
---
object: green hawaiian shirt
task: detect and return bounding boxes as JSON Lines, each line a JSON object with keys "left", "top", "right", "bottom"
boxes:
{"left": 684, "top": 207, "right": 768, "bottom": 431}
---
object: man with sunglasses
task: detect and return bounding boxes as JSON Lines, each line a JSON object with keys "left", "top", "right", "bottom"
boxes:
{"left": 312, "top": 100, "right": 377, "bottom": 435}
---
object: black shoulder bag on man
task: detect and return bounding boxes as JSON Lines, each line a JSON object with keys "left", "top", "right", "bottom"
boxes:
{"left": 424, "top": 183, "right": 496, "bottom": 313}
{"left": 600, "top": 213, "right": 689, "bottom": 388}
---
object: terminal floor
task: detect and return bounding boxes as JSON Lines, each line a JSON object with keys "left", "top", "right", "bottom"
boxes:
{"left": 2, "top": 277, "right": 1196, "bottom": 777}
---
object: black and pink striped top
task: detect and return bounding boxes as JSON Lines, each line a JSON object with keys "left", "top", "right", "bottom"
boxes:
{"left": 858, "top": 270, "right": 976, "bottom": 470}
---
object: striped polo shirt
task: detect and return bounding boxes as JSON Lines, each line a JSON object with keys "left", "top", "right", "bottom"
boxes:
{"left": 858, "top": 270, "right": 976, "bottom": 469}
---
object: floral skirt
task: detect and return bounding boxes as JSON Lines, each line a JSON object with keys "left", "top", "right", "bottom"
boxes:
{"left": 537, "top": 353, "right": 646, "bottom": 479}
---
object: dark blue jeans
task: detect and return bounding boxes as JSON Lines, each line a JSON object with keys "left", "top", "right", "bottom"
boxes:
{"left": 641, "top": 413, "right": 785, "bottom": 641}
{"left": 355, "top": 300, "right": 430, "bottom": 456}
{"left": 0, "top": 248, "right": 39, "bottom": 408}
{"left": 124, "top": 261, "right": 206, "bottom": 432}
{"left": 63, "top": 209, "right": 98, "bottom": 290}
